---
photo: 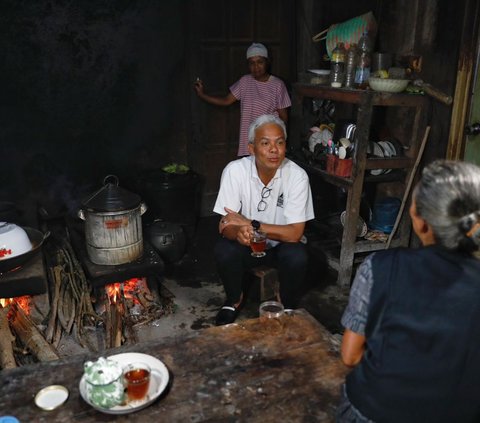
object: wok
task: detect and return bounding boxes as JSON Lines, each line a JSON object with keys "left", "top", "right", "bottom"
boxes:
{"left": 0, "top": 227, "right": 49, "bottom": 274}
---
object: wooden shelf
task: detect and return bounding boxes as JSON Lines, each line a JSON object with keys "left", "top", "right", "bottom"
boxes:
{"left": 294, "top": 83, "right": 429, "bottom": 107}
{"left": 291, "top": 83, "right": 429, "bottom": 287}
{"left": 365, "top": 156, "right": 413, "bottom": 170}
{"left": 294, "top": 159, "right": 353, "bottom": 187}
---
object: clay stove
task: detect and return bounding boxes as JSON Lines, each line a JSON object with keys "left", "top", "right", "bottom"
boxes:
{"left": 0, "top": 218, "right": 169, "bottom": 369}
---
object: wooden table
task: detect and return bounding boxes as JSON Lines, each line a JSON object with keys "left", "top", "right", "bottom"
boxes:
{"left": 0, "top": 310, "right": 348, "bottom": 422}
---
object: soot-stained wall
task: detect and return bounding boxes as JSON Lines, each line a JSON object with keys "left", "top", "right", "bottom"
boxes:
{"left": 0, "top": 1, "right": 187, "bottom": 220}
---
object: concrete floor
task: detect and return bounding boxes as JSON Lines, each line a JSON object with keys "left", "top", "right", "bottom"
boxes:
{"left": 140, "top": 216, "right": 349, "bottom": 340}
{"left": 21, "top": 215, "right": 349, "bottom": 361}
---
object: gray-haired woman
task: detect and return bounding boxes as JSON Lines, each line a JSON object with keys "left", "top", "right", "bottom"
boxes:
{"left": 337, "top": 160, "right": 480, "bottom": 423}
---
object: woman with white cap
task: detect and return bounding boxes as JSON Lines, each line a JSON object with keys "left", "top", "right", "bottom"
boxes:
{"left": 194, "top": 42, "right": 291, "bottom": 157}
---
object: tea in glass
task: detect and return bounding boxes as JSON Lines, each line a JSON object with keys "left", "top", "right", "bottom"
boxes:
{"left": 124, "top": 362, "right": 151, "bottom": 402}
{"left": 250, "top": 230, "right": 267, "bottom": 257}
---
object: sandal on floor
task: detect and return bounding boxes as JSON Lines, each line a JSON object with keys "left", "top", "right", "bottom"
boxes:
{"left": 215, "top": 305, "right": 239, "bottom": 326}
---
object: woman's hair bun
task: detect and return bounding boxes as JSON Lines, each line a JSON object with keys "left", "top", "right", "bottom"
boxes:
{"left": 460, "top": 212, "right": 480, "bottom": 247}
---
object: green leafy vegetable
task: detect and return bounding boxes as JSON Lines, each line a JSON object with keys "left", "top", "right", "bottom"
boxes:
{"left": 162, "top": 163, "right": 190, "bottom": 174}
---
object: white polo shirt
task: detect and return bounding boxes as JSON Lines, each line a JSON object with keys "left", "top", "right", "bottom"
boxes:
{"left": 213, "top": 156, "right": 315, "bottom": 228}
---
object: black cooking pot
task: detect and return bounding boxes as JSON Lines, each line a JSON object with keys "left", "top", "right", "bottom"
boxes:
{"left": 147, "top": 221, "right": 186, "bottom": 263}
{"left": 0, "top": 227, "right": 49, "bottom": 274}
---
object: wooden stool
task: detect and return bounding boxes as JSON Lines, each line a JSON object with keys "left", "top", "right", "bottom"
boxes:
{"left": 251, "top": 265, "right": 280, "bottom": 302}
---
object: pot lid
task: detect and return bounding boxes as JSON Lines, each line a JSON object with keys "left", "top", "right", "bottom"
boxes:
{"left": 83, "top": 357, "right": 122, "bottom": 385}
{"left": 81, "top": 175, "right": 141, "bottom": 212}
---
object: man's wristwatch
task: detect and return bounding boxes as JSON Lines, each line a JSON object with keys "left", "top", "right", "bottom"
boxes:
{"left": 251, "top": 220, "right": 261, "bottom": 231}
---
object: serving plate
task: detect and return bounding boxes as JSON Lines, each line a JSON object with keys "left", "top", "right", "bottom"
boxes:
{"left": 79, "top": 352, "right": 169, "bottom": 415}
{"left": 340, "top": 211, "right": 368, "bottom": 238}
{"left": 307, "top": 69, "right": 330, "bottom": 76}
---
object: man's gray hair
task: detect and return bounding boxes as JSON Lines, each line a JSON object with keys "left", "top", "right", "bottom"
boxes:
{"left": 414, "top": 159, "right": 480, "bottom": 252}
{"left": 248, "top": 114, "right": 287, "bottom": 144}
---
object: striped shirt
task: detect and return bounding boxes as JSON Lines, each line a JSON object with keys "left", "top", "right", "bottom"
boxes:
{"left": 230, "top": 74, "right": 291, "bottom": 156}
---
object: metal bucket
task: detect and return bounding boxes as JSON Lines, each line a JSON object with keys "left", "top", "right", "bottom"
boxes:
{"left": 78, "top": 175, "right": 147, "bottom": 265}
{"left": 80, "top": 204, "right": 146, "bottom": 265}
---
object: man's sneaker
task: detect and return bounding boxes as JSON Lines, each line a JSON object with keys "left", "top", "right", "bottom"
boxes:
{"left": 215, "top": 305, "right": 239, "bottom": 326}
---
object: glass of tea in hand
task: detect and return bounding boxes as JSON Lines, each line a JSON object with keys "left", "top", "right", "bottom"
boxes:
{"left": 124, "top": 362, "right": 151, "bottom": 403}
{"left": 250, "top": 230, "right": 267, "bottom": 258}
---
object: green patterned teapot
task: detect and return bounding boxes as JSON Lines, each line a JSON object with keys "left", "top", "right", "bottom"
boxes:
{"left": 83, "top": 357, "right": 125, "bottom": 408}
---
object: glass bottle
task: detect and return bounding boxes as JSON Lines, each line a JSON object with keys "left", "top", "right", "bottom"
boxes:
{"left": 330, "top": 42, "right": 346, "bottom": 88}
{"left": 354, "top": 32, "right": 373, "bottom": 89}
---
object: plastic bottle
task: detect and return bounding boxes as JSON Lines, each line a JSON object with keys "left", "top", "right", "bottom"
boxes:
{"left": 330, "top": 43, "right": 346, "bottom": 88}
{"left": 354, "top": 32, "right": 373, "bottom": 89}
{"left": 344, "top": 44, "right": 358, "bottom": 88}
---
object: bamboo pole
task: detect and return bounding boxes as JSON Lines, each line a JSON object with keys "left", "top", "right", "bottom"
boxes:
{"left": 386, "top": 126, "right": 431, "bottom": 249}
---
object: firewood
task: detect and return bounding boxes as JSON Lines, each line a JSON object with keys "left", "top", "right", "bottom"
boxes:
{"left": 57, "top": 278, "right": 69, "bottom": 330}
{"left": 105, "top": 297, "right": 113, "bottom": 349}
{"left": 10, "top": 303, "right": 59, "bottom": 362}
{"left": 64, "top": 289, "right": 76, "bottom": 334}
{"left": 45, "top": 266, "right": 62, "bottom": 342}
{"left": 58, "top": 280, "right": 76, "bottom": 333}
{"left": 133, "top": 279, "right": 156, "bottom": 310}
{"left": 74, "top": 298, "right": 88, "bottom": 349}
{"left": 62, "top": 239, "right": 97, "bottom": 319}
{"left": 0, "top": 307, "right": 17, "bottom": 369}
{"left": 113, "top": 302, "right": 123, "bottom": 348}
{"left": 104, "top": 289, "right": 126, "bottom": 349}
{"left": 52, "top": 320, "right": 62, "bottom": 349}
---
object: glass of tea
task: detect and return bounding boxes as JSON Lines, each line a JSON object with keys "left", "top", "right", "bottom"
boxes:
{"left": 250, "top": 230, "right": 267, "bottom": 258}
{"left": 123, "top": 362, "right": 151, "bottom": 402}
{"left": 258, "top": 300, "right": 285, "bottom": 334}
{"left": 259, "top": 300, "right": 285, "bottom": 319}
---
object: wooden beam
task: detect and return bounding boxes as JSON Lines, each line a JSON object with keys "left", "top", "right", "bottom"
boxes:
{"left": 446, "top": 0, "right": 480, "bottom": 160}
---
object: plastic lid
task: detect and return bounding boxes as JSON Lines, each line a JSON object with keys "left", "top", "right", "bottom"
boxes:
{"left": 34, "top": 385, "right": 69, "bottom": 411}
{"left": 83, "top": 357, "right": 123, "bottom": 385}
{"left": 0, "top": 417, "right": 20, "bottom": 423}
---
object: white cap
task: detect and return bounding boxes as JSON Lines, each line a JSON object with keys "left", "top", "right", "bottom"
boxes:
{"left": 246, "top": 43, "right": 268, "bottom": 59}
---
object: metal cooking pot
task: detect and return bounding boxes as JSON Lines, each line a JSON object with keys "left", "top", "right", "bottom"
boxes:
{"left": 78, "top": 175, "right": 147, "bottom": 265}
{"left": 0, "top": 227, "right": 49, "bottom": 274}
{"left": 147, "top": 220, "right": 186, "bottom": 263}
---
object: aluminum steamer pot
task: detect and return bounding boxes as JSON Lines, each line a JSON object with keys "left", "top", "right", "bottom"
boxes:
{"left": 78, "top": 175, "right": 147, "bottom": 265}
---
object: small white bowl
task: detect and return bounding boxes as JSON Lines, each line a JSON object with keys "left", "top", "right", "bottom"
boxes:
{"left": 368, "top": 77, "right": 409, "bottom": 93}
{"left": 0, "top": 222, "right": 32, "bottom": 259}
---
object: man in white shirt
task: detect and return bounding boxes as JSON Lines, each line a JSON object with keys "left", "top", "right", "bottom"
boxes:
{"left": 213, "top": 114, "right": 315, "bottom": 325}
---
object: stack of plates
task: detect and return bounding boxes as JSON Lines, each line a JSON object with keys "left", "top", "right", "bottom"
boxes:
{"left": 367, "top": 140, "right": 401, "bottom": 176}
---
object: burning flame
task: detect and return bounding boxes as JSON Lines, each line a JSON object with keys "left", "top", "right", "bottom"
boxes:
{"left": 0, "top": 295, "right": 31, "bottom": 316}
{"left": 105, "top": 278, "right": 146, "bottom": 305}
